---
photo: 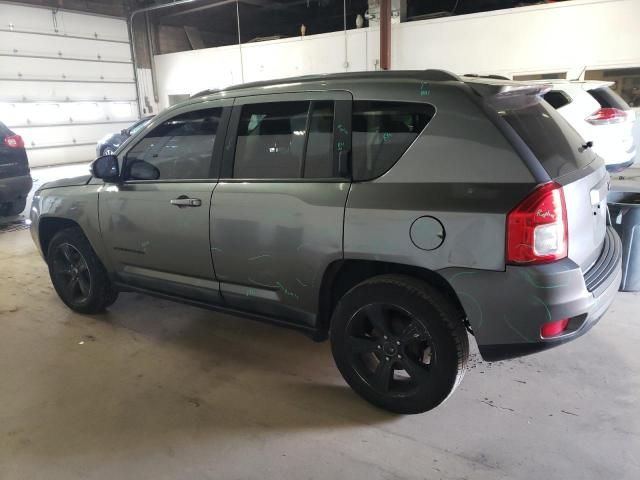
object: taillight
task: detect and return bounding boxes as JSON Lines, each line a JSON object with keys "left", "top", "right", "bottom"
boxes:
{"left": 586, "top": 107, "right": 627, "bottom": 125}
{"left": 506, "top": 182, "right": 568, "bottom": 264}
{"left": 3, "top": 134, "right": 24, "bottom": 149}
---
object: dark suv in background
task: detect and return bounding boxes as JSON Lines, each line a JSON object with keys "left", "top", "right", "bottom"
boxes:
{"left": 0, "top": 122, "right": 32, "bottom": 217}
{"left": 30, "top": 71, "right": 622, "bottom": 414}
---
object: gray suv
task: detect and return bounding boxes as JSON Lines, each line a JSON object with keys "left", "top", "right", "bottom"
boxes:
{"left": 30, "top": 71, "right": 622, "bottom": 414}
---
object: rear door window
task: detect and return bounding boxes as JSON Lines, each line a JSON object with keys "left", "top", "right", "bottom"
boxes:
{"left": 496, "top": 96, "right": 595, "bottom": 178}
{"left": 232, "top": 100, "right": 338, "bottom": 179}
{"left": 234, "top": 101, "right": 309, "bottom": 179}
{"left": 352, "top": 101, "right": 435, "bottom": 181}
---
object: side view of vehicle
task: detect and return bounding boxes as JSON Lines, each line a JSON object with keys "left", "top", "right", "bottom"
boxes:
{"left": 0, "top": 121, "right": 32, "bottom": 217}
{"left": 30, "top": 71, "right": 622, "bottom": 414}
{"left": 537, "top": 80, "right": 637, "bottom": 172}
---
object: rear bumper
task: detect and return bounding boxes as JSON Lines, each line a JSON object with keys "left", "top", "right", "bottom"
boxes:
{"left": 441, "top": 226, "right": 622, "bottom": 361}
{"left": 0, "top": 174, "right": 32, "bottom": 203}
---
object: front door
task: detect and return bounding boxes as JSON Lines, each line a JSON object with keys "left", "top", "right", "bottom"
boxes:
{"left": 211, "top": 92, "right": 352, "bottom": 326}
{"left": 99, "top": 101, "right": 230, "bottom": 303}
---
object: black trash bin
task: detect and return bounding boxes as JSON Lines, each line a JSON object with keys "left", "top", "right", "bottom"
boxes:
{"left": 608, "top": 190, "right": 640, "bottom": 292}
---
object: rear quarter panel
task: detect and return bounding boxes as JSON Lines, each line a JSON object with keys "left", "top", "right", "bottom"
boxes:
{"left": 344, "top": 82, "right": 536, "bottom": 272}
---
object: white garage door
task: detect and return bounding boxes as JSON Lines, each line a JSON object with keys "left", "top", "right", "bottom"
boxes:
{"left": 0, "top": 2, "right": 138, "bottom": 167}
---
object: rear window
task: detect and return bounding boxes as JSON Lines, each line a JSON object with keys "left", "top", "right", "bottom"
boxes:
{"left": 352, "top": 101, "right": 435, "bottom": 181}
{"left": 495, "top": 96, "right": 595, "bottom": 178}
{"left": 587, "top": 87, "right": 630, "bottom": 110}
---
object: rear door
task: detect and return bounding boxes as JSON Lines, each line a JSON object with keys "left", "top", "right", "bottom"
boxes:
{"left": 211, "top": 91, "right": 352, "bottom": 326}
{"left": 98, "top": 100, "right": 231, "bottom": 302}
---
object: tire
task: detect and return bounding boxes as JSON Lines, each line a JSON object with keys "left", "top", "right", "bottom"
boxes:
{"left": 47, "top": 227, "right": 119, "bottom": 314}
{"left": 1, "top": 198, "right": 26, "bottom": 217}
{"left": 330, "top": 274, "right": 469, "bottom": 414}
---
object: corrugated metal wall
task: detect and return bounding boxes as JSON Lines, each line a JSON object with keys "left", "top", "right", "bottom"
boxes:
{"left": 0, "top": 2, "right": 138, "bottom": 167}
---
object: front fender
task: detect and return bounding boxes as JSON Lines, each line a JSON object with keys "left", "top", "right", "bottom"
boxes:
{"left": 30, "top": 185, "right": 111, "bottom": 271}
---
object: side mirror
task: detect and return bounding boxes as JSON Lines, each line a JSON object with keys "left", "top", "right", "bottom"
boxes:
{"left": 91, "top": 155, "right": 119, "bottom": 182}
{"left": 128, "top": 160, "right": 160, "bottom": 181}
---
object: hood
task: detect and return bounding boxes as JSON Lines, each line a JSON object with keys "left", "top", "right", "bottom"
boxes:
{"left": 38, "top": 175, "right": 92, "bottom": 191}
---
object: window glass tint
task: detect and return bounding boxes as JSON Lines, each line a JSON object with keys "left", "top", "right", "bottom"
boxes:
{"left": 234, "top": 101, "right": 309, "bottom": 179}
{"left": 587, "top": 87, "right": 630, "bottom": 110}
{"left": 304, "top": 101, "right": 334, "bottom": 178}
{"left": 496, "top": 96, "right": 594, "bottom": 178}
{"left": 125, "top": 108, "right": 221, "bottom": 180}
{"left": 543, "top": 90, "right": 571, "bottom": 109}
{"left": 352, "top": 101, "right": 435, "bottom": 181}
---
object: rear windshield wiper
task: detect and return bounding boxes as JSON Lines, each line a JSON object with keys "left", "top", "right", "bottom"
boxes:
{"left": 579, "top": 140, "right": 594, "bottom": 152}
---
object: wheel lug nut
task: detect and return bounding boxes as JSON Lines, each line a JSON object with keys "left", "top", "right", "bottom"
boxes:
{"left": 397, "top": 354, "right": 402, "bottom": 359}
{"left": 396, "top": 340, "right": 400, "bottom": 345}
{"left": 383, "top": 336, "right": 388, "bottom": 340}
{"left": 377, "top": 345, "right": 381, "bottom": 349}
{"left": 385, "top": 357, "right": 389, "bottom": 361}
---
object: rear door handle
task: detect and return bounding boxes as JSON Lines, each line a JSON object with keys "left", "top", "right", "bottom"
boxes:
{"left": 170, "top": 196, "right": 202, "bottom": 208}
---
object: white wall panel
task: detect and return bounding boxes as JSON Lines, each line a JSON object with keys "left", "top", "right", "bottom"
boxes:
{"left": 0, "top": 80, "right": 137, "bottom": 102}
{"left": 27, "top": 146, "right": 97, "bottom": 167}
{"left": 0, "top": 101, "right": 137, "bottom": 126}
{"left": 0, "top": 3, "right": 128, "bottom": 42}
{"left": 0, "top": 31, "right": 132, "bottom": 62}
{"left": 0, "top": 1, "right": 138, "bottom": 166}
{"left": 13, "top": 122, "right": 132, "bottom": 150}
{"left": 155, "top": 30, "right": 369, "bottom": 109}
{"left": 0, "top": 57, "right": 134, "bottom": 82}
{"left": 241, "top": 30, "right": 368, "bottom": 82}
{"left": 154, "top": 0, "right": 640, "bottom": 108}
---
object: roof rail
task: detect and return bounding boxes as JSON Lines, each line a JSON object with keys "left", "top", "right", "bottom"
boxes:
{"left": 463, "top": 73, "right": 510, "bottom": 81}
{"left": 422, "top": 69, "right": 460, "bottom": 82}
{"left": 190, "top": 88, "right": 220, "bottom": 99}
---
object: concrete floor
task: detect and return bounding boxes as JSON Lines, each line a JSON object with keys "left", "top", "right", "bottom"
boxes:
{"left": 1, "top": 228, "right": 639, "bottom": 479}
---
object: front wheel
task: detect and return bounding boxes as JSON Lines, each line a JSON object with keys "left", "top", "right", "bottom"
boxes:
{"left": 330, "top": 275, "right": 469, "bottom": 414}
{"left": 47, "top": 227, "right": 119, "bottom": 314}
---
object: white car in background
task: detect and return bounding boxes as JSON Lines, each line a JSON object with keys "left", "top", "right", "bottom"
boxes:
{"left": 538, "top": 80, "right": 637, "bottom": 172}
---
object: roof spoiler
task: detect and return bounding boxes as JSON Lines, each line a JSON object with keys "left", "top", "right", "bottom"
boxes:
{"left": 463, "top": 77, "right": 552, "bottom": 99}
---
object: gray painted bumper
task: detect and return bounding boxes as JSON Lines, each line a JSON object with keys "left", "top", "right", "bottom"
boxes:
{"left": 441, "top": 226, "right": 623, "bottom": 361}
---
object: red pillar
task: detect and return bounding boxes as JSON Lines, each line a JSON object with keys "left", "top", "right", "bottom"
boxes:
{"left": 380, "top": 0, "right": 391, "bottom": 70}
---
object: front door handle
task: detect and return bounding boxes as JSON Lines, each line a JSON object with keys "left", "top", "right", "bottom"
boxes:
{"left": 170, "top": 196, "right": 202, "bottom": 208}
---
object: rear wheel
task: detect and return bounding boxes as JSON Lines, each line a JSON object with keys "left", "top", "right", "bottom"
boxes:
{"left": 0, "top": 198, "right": 26, "bottom": 217}
{"left": 330, "top": 275, "right": 468, "bottom": 414}
{"left": 47, "top": 227, "right": 119, "bottom": 313}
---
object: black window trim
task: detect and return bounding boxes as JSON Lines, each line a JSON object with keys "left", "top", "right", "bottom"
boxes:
{"left": 220, "top": 93, "right": 352, "bottom": 182}
{"left": 119, "top": 103, "right": 231, "bottom": 184}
